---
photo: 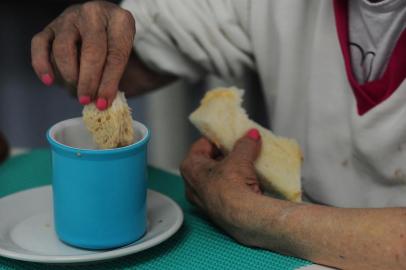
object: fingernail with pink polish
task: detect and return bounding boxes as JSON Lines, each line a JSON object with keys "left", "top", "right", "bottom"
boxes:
{"left": 96, "top": 98, "right": 108, "bottom": 110}
{"left": 247, "top": 129, "right": 261, "bottom": 141}
{"left": 41, "top": 74, "right": 53, "bottom": 86}
{"left": 79, "top": 96, "right": 91, "bottom": 105}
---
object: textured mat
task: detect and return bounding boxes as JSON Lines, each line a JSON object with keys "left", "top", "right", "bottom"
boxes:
{"left": 0, "top": 149, "right": 311, "bottom": 270}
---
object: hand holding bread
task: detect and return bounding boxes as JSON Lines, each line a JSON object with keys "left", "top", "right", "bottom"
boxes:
{"left": 189, "top": 87, "right": 302, "bottom": 202}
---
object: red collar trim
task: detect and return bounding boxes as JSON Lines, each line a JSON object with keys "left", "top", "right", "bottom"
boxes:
{"left": 333, "top": 0, "right": 406, "bottom": 115}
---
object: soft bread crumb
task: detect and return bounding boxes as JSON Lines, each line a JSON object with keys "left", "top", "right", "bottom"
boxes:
{"left": 82, "top": 92, "right": 135, "bottom": 149}
{"left": 189, "top": 87, "right": 303, "bottom": 202}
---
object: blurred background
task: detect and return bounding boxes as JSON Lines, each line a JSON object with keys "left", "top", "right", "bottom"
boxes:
{"left": 0, "top": 1, "right": 267, "bottom": 172}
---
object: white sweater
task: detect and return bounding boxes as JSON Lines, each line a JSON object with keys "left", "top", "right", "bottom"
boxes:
{"left": 121, "top": 0, "right": 406, "bottom": 208}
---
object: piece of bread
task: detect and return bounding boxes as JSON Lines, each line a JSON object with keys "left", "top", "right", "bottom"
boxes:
{"left": 82, "top": 92, "right": 135, "bottom": 149}
{"left": 189, "top": 87, "right": 302, "bottom": 202}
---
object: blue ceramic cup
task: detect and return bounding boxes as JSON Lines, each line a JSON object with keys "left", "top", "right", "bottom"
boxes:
{"left": 47, "top": 117, "right": 150, "bottom": 249}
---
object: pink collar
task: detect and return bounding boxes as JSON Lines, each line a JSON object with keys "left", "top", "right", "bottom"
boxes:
{"left": 334, "top": 0, "right": 406, "bottom": 115}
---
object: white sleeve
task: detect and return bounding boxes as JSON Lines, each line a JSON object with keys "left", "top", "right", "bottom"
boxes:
{"left": 120, "top": 0, "right": 254, "bottom": 82}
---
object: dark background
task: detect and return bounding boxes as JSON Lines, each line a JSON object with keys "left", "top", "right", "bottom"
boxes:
{"left": 0, "top": 1, "right": 147, "bottom": 148}
{"left": 0, "top": 1, "right": 267, "bottom": 169}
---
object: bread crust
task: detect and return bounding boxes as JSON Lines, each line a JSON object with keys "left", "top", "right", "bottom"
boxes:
{"left": 189, "top": 87, "right": 302, "bottom": 202}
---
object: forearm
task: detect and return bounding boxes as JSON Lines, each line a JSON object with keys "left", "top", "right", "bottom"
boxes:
{"left": 119, "top": 51, "right": 176, "bottom": 97}
{"left": 238, "top": 195, "right": 406, "bottom": 270}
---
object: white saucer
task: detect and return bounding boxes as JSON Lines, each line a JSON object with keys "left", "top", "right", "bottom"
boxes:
{"left": 0, "top": 186, "right": 183, "bottom": 264}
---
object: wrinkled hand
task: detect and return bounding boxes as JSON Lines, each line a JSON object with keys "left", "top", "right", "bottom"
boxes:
{"left": 31, "top": 1, "right": 135, "bottom": 110}
{"left": 180, "top": 129, "right": 263, "bottom": 246}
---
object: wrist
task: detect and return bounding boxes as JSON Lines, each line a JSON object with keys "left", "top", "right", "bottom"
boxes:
{"left": 222, "top": 190, "right": 262, "bottom": 246}
{"left": 224, "top": 191, "right": 271, "bottom": 246}
{"left": 230, "top": 193, "right": 301, "bottom": 248}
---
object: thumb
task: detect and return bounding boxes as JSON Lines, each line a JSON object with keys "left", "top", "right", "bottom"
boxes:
{"left": 228, "top": 128, "right": 261, "bottom": 164}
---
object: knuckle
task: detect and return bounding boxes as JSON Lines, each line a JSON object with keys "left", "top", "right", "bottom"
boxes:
{"left": 53, "top": 37, "right": 74, "bottom": 58}
{"left": 48, "top": 7, "right": 77, "bottom": 33}
{"left": 63, "top": 4, "right": 80, "bottom": 16}
{"left": 81, "top": 1, "right": 100, "bottom": 15}
{"left": 83, "top": 28, "right": 107, "bottom": 46}
{"left": 123, "top": 9, "right": 135, "bottom": 26}
{"left": 120, "top": 9, "right": 136, "bottom": 35}
{"left": 82, "top": 44, "right": 106, "bottom": 64}
{"left": 31, "top": 34, "right": 42, "bottom": 46}
{"left": 59, "top": 14, "right": 78, "bottom": 31}
{"left": 107, "top": 49, "right": 128, "bottom": 65}
{"left": 129, "top": 15, "right": 136, "bottom": 31}
{"left": 114, "top": 8, "right": 131, "bottom": 20}
{"left": 31, "top": 27, "right": 53, "bottom": 48}
{"left": 52, "top": 42, "right": 66, "bottom": 63}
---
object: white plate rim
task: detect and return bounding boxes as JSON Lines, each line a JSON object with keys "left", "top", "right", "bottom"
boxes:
{"left": 0, "top": 186, "right": 184, "bottom": 264}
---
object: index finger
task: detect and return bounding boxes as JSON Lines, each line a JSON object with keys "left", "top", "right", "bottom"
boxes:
{"left": 181, "top": 138, "right": 217, "bottom": 179}
{"left": 96, "top": 9, "right": 135, "bottom": 107}
{"left": 188, "top": 137, "right": 219, "bottom": 159}
{"left": 31, "top": 27, "right": 55, "bottom": 86}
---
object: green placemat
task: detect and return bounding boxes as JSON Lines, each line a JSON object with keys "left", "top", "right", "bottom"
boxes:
{"left": 0, "top": 149, "right": 311, "bottom": 270}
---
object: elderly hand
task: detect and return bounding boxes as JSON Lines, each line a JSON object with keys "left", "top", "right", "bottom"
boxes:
{"left": 31, "top": 1, "right": 135, "bottom": 110}
{"left": 183, "top": 131, "right": 406, "bottom": 270}
{"left": 180, "top": 129, "right": 264, "bottom": 246}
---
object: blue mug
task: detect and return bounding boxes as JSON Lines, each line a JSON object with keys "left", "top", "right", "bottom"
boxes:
{"left": 47, "top": 117, "right": 150, "bottom": 249}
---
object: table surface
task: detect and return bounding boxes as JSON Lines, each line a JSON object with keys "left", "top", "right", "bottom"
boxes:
{"left": 0, "top": 149, "right": 320, "bottom": 270}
